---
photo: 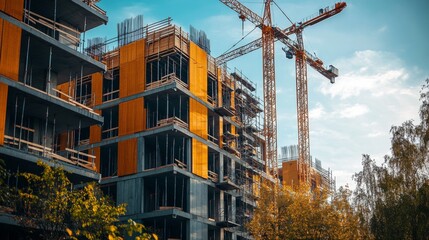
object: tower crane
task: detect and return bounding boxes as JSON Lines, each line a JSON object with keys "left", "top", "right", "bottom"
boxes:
{"left": 220, "top": 0, "right": 278, "bottom": 176}
{"left": 217, "top": 1, "right": 346, "bottom": 182}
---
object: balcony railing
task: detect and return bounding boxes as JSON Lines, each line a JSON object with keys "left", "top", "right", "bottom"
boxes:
{"left": 3, "top": 135, "right": 95, "bottom": 170}
{"left": 145, "top": 73, "right": 188, "bottom": 91}
{"left": 24, "top": 9, "right": 81, "bottom": 49}
{"left": 82, "top": 0, "right": 107, "bottom": 16}
{"left": 51, "top": 88, "right": 99, "bottom": 115}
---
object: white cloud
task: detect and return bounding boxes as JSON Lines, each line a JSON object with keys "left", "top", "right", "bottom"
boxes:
{"left": 309, "top": 102, "right": 325, "bottom": 119}
{"left": 308, "top": 50, "right": 421, "bottom": 189}
{"left": 337, "top": 104, "right": 369, "bottom": 119}
{"left": 368, "top": 131, "right": 384, "bottom": 138}
{"left": 320, "top": 50, "right": 410, "bottom": 100}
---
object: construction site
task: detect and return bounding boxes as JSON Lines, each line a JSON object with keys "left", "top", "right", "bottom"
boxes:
{"left": 0, "top": 0, "right": 344, "bottom": 239}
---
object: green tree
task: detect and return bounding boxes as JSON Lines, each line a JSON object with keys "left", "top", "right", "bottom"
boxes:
{"left": 16, "top": 161, "right": 157, "bottom": 240}
{"left": 353, "top": 79, "right": 429, "bottom": 239}
{"left": 0, "top": 159, "right": 15, "bottom": 211}
{"left": 247, "top": 181, "right": 363, "bottom": 239}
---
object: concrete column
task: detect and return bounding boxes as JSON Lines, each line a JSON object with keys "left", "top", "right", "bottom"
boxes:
{"left": 137, "top": 136, "right": 145, "bottom": 171}
{"left": 187, "top": 138, "right": 191, "bottom": 172}
{"left": 219, "top": 154, "right": 224, "bottom": 180}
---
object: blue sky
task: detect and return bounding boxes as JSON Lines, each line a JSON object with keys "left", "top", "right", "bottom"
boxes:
{"left": 87, "top": 0, "right": 429, "bottom": 188}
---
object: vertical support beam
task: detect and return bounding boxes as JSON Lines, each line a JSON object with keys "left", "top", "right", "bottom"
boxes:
{"left": 137, "top": 136, "right": 145, "bottom": 171}
{"left": 219, "top": 154, "right": 224, "bottom": 180}
{"left": 47, "top": 47, "right": 52, "bottom": 94}
{"left": 43, "top": 105, "right": 49, "bottom": 152}
{"left": 18, "top": 97, "right": 26, "bottom": 149}
{"left": 23, "top": 36, "right": 30, "bottom": 85}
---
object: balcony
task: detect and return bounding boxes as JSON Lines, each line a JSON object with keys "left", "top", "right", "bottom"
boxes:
{"left": 3, "top": 135, "right": 95, "bottom": 170}
{"left": 216, "top": 175, "right": 239, "bottom": 191}
{"left": 146, "top": 73, "right": 188, "bottom": 91}
{"left": 29, "top": 0, "right": 107, "bottom": 33}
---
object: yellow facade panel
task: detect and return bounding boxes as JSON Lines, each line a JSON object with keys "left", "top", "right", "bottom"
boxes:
{"left": 189, "top": 42, "right": 208, "bottom": 102}
{"left": 189, "top": 98, "right": 208, "bottom": 140}
{"left": 192, "top": 138, "right": 208, "bottom": 179}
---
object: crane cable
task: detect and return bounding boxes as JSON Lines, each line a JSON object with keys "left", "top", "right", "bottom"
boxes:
{"left": 272, "top": 0, "right": 294, "bottom": 25}
{"left": 219, "top": 25, "right": 258, "bottom": 57}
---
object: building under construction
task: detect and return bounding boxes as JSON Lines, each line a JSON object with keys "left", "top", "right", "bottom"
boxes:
{"left": 68, "top": 14, "right": 273, "bottom": 239}
{"left": 0, "top": 0, "right": 107, "bottom": 238}
{"left": 278, "top": 145, "right": 335, "bottom": 191}
{"left": 0, "top": 0, "right": 337, "bottom": 239}
{"left": 0, "top": 0, "right": 271, "bottom": 238}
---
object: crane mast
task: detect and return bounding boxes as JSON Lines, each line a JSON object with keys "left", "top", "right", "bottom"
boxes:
{"left": 261, "top": 0, "right": 277, "bottom": 176}
{"left": 295, "top": 30, "right": 310, "bottom": 182}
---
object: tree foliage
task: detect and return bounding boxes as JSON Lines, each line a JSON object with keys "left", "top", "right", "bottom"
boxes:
{"left": 11, "top": 161, "right": 157, "bottom": 240}
{"left": 247, "top": 182, "right": 363, "bottom": 239}
{"left": 353, "top": 79, "right": 429, "bottom": 239}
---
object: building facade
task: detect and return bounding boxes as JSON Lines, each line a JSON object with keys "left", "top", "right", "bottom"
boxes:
{"left": 0, "top": 0, "right": 107, "bottom": 238}
{"left": 70, "top": 16, "right": 272, "bottom": 239}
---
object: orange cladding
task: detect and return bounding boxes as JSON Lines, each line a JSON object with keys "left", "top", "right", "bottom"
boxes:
{"left": 189, "top": 42, "right": 210, "bottom": 179}
{"left": 116, "top": 39, "right": 146, "bottom": 176}
{"left": 118, "top": 138, "right": 137, "bottom": 176}
{"left": 0, "top": 0, "right": 24, "bottom": 145}
{"left": 189, "top": 42, "right": 208, "bottom": 102}
{"left": 192, "top": 139, "right": 208, "bottom": 179}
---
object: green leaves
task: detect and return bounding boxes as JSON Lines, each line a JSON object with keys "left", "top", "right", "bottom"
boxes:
{"left": 8, "top": 161, "right": 157, "bottom": 240}
{"left": 353, "top": 79, "right": 429, "bottom": 239}
{"left": 247, "top": 182, "right": 362, "bottom": 239}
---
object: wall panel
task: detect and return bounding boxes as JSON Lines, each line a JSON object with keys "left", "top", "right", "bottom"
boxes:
{"left": 192, "top": 139, "right": 208, "bottom": 179}
{"left": 189, "top": 99, "right": 207, "bottom": 139}
{"left": 189, "top": 42, "right": 208, "bottom": 102}
{"left": 118, "top": 138, "right": 137, "bottom": 176}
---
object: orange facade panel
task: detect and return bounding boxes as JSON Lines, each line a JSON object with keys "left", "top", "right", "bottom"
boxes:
{"left": 91, "top": 72, "right": 103, "bottom": 106}
{"left": 281, "top": 160, "right": 299, "bottom": 187}
{"left": 56, "top": 81, "right": 75, "bottom": 101}
{"left": 0, "top": 83, "right": 7, "bottom": 145}
{"left": 192, "top": 138, "right": 208, "bottom": 179}
{"left": 119, "top": 39, "right": 145, "bottom": 97}
{"left": 3, "top": 0, "right": 24, "bottom": 19}
{"left": 89, "top": 122, "right": 102, "bottom": 172}
{"left": 189, "top": 42, "right": 208, "bottom": 102}
{"left": 118, "top": 98, "right": 145, "bottom": 136}
{"left": 0, "top": 0, "right": 23, "bottom": 80}
{"left": 0, "top": 22, "right": 21, "bottom": 80}
{"left": 189, "top": 98, "right": 207, "bottom": 140}
{"left": 118, "top": 138, "right": 137, "bottom": 176}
